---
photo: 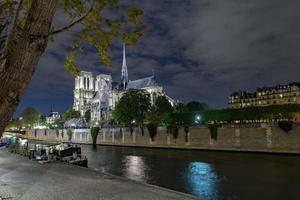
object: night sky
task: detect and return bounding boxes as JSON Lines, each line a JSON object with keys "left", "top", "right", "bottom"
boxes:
{"left": 14, "top": 0, "right": 300, "bottom": 117}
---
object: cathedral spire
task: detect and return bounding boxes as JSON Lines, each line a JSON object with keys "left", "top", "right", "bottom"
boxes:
{"left": 121, "top": 43, "right": 128, "bottom": 89}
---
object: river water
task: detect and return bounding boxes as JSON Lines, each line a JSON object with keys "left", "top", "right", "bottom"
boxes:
{"left": 79, "top": 145, "right": 300, "bottom": 200}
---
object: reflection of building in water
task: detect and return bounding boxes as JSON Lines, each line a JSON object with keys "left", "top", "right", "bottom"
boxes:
{"left": 73, "top": 44, "right": 175, "bottom": 126}
{"left": 123, "top": 155, "right": 147, "bottom": 182}
{"left": 184, "top": 162, "right": 218, "bottom": 200}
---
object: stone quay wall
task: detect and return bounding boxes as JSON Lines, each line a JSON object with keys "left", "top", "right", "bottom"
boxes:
{"left": 23, "top": 124, "right": 300, "bottom": 154}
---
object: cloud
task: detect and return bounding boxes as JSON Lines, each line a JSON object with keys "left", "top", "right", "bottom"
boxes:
{"left": 15, "top": 0, "right": 300, "bottom": 116}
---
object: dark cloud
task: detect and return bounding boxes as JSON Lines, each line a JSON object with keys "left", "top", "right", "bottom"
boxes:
{"left": 15, "top": 0, "right": 300, "bottom": 116}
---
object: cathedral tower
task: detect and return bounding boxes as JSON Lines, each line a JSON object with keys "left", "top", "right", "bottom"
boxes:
{"left": 73, "top": 71, "right": 95, "bottom": 115}
{"left": 121, "top": 43, "right": 128, "bottom": 89}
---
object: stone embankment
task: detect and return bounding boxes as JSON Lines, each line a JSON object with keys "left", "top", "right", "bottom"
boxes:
{"left": 23, "top": 124, "right": 300, "bottom": 154}
{"left": 0, "top": 149, "right": 201, "bottom": 200}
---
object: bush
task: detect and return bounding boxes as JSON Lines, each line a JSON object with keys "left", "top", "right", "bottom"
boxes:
{"left": 67, "top": 128, "right": 73, "bottom": 141}
{"left": 91, "top": 127, "right": 100, "bottom": 149}
{"left": 278, "top": 121, "right": 293, "bottom": 133}
{"left": 147, "top": 123, "right": 157, "bottom": 142}
{"left": 208, "top": 124, "right": 218, "bottom": 140}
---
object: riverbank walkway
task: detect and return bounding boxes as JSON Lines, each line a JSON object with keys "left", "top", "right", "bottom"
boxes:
{"left": 0, "top": 149, "right": 200, "bottom": 200}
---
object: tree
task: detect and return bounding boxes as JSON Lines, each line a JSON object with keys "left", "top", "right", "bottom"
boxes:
{"left": 5, "top": 120, "right": 19, "bottom": 131}
{"left": 145, "top": 106, "right": 161, "bottom": 142}
{"left": 0, "top": 0, "right": 144, "bottom": 136}
{"left": 168, "top": 103, "right": 193, "bottom": 142}
{"left": 91, "top": 127, "right": 100, "bottom": 149}
{"left": 20, "top": 107, "right": 40, "bottom": 128}
{"left": 113, "top": 89, "right": 151, "bottom": 134}
{"left": 67, "top": 128, "right": 73, "bottom": 142}
{"left": 63, "top": 109, "right": 81, "bottom": 121}
{"left": 155, "top": 96, "right": 173, "bottom": 114}
{"left": 84, "top": 109, "right": 91, "bottom": 123}
{"left": 187, "top": 101, "right": 208, "bottom": 112}
{"left": 154, "top": 95, "right": 173, "bottom": 126}
{"left": 49, "top": 118, "right": 63, "bottom": 129}
{"left": 38, "top": 115, "right": 46, "bottom": 126}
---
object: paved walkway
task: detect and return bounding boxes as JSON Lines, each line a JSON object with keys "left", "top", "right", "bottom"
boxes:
{"left": 0, "top": 149, "right": 201, "bottom": 200}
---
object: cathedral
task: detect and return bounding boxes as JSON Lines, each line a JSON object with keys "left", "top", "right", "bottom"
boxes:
{"left": 73, "top": 44, "right": 175, "bottom": 126}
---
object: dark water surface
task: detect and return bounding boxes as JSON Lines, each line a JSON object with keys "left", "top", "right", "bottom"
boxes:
{"left": 80, "top": 145, "right": 300, "bottom": 200}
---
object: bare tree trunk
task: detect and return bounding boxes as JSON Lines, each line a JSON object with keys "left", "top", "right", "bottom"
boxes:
{"left": 0, "top": 0, "right": 58, "bottom": 136}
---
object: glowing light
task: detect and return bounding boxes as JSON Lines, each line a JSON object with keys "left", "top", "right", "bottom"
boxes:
{"left": 123, "top": 156, "right": 147, "bottom": 182}
{"left": 183, "top": 162, "right": 219, "bottom": 199}
{"left": 20, "top": 139, "right": 28, "bottom": 146}
{"left": 33, "top": 125, "right": 47, "bottom": 129}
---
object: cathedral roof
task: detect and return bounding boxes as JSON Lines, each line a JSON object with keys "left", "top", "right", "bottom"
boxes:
{"left": 126, "top": 76, "right": 158, "bottom": 90}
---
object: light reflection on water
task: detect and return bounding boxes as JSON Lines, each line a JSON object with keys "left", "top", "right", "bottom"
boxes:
{"left": 184, "top": 162, "right": 219, "bottom": 200}
{"left": 123, "top": 156, "right": 148, "bottom": 182}
{"left": 78, "top": 145, "right": 300, "bottom": 200}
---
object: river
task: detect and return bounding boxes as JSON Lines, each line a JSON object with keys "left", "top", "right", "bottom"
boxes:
{"left": 79, "top": 144, "right": 300, "bottom": 200}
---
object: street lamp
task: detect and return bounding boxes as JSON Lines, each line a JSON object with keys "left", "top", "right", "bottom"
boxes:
{"left": 195, "top": 114, "right": 201, "bottom": 124}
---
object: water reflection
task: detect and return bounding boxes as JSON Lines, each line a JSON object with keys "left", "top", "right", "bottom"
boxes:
{"left": 81, "top": 145, "right": 300, "bottom": 200}
{"left": 123, "top": 155, "right": 148, "bottom": 182}
{"left": 184, "top": 162, "right": 219, "bottom": 200}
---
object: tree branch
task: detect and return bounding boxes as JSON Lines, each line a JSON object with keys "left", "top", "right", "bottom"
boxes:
{"left": 50, "top": 7, "right": 93, "bottom": 36}
{"left": 11, "top": 0, "right": 24, "bottom": 31}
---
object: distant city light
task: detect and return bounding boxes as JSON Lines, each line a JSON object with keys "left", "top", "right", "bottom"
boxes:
{"left": 33, "top": 125, "right": 47, "bottom": 129}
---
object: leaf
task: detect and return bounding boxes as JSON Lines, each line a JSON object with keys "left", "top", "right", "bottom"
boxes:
{"left": 64, "top": 51, "right": 80, "bottom": 76}
{"left": 127, "top": 7, "right": 143, "bottom": 24}
{"left": 106, "top": 0, "right": 118, "bottom": 8}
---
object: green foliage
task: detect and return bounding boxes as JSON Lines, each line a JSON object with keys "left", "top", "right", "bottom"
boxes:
{"left": 84, "top": 109, "right": 91, "bottom": 122}
{"left": 113, "top": 89, "right": 151, "bottom": 127}
{"left": 20, "top": 107, "right": 41, "bottom": 128}
{"left": 39, "top": 115, "right": 47, "bottom": 125}
{"left": 203, "top": 104, "right": 300, "bottom": 123}
{"left": 5, "top": 120, "right": 21, "bottom": 131}
{"left": 208, "top": 124, "right": 218, "bottom": 140}
{"left": 63, "top": 108, "right": 81, "bottom": 121}
{"left": 64, "top": 51, "right": 80, "bottom": 76}
{"left": 145, "top": 106, "right": 161, "bottom": 125}
{"left": 278, "top": 121, "right": 293, "bottom": 133}
{"left": 153, "top": 96, "right": 173, "bottom": 125}
{"left": 67, "top": 128, "right": 73, "bottom": 141}
{"left": 155, "top": 96, "right": 173, "bottom": 114}
{"left": 187, "top": 101, "right": 207, "bottom": 113}
{"left": 91, "top": 127, "right": 100, "bottom": 149}
{"left": 1, "top": 0, "right": 144, "bottom": 75}
{"left": 49, "top": 118, "right": 64, "bottom": 129}
{"left": 61, "top": 0, "right": 145, "bottom": 73}
{"left": 147, "top": 123, "right": 157, "bottom": 142}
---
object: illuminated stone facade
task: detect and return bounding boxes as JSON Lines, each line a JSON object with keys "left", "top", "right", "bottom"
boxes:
{"left": 228, "top": 82, "right": 300, "bottom": 109}
{"left": 73, "top": 45, "right": 175, "bottom": 126}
